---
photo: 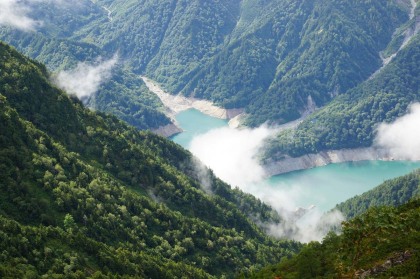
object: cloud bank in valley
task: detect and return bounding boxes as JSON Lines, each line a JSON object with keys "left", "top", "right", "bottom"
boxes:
{"left": 189, "top": 126, "right": 273, "bottom": 187}
{"left": 189, "top": 124, "right": 344, "bottom": 242}
{"left": 376, "top": 103, "right": 420, "bottom": 160}
{"left": 54, "top": 56, "right": 118, "bottom": 100}
{"left": 0, "top": 0, "right": 39, "bottom": 31}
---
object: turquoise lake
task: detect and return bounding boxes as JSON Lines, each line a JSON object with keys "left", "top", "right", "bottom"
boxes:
{"left": 171, "top": 109, "right": 420, "bottom": 212}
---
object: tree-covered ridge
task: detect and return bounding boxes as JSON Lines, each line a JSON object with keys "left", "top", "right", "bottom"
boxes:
{"left": 187, "top": 0, "right": 408, "bottom": 126}
{"left": 249, "top": 198, "right": 420, "bottom": 278}
{"left": 336, "top": 169, "right": 420, "bottom": 219}
{"left": 0, "top": 0, "right": 411, "bottom": 128}
{"left": 265, "top": 32, "right": 420, "bottom": 159}
{"left": 0, "top": 27, "right": 171, "bottom": 131}
{"left": 0, "top": 42, "right": 300, "bottom": 277}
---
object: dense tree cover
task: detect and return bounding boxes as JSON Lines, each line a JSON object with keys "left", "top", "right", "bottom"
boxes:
{"left": 0, "top": 12, "right": 171, "bottom": 131}
{"left": 0, "top": 215, "right": 212, "bottom": 278}
{"left": 0, "top": 42, "right": 300, "bottom": 277}
{"left": 248, "top": 198, "right": 420, "bottom": 278}
{"left": 336, "top": 169, "right": 420, "bottom": 219}
{"left": 186, "top": 0, "right": 408, "bottom": 125}
{"left": 0, "top": 0, "right": 410, "bottom": 128}
{"left": 85, "top": 68, "right": 171, "bottom": 130}
{"left": 265, "top": 33, "right": 420, "bottom": 159}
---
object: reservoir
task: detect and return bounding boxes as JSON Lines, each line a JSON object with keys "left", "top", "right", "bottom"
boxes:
{"left": 171, "top": 108, "right": 420, "bottom": 212}
{"left": 171, "top": 108, "right": 228, "bottom": 147}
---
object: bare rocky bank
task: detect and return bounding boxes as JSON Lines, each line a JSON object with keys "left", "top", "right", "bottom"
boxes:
{"left": 152, "top": 123, "right": 183, "bottom": 137}
{"left": 264, "top": 147, "right": 394, "bottom": 176}
{"left": 141, "top": 76, "right": 244, "bottom": 134}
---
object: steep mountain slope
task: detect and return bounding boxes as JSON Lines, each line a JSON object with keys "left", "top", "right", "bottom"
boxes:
{"left": 181, "top": 0, "right": 408, "bottom": 125}
{"left": 251, "top": 168, "right": 420, "bottom": 278}
{"left": 336, "top": 169, "right": 420, "bottom": 219}
{"left": 250, "top": 198, "right": 420, "bottom": 278}
{"left": 0, "top": 12, "right": 171, "bottom": 131}
{"left": 0, "top": 42, "right": 299, "bottom": 277}
{"left": 0, "top": 0, "right": 411, "bottom": 128}
{"left": 265, "top": 31, "right": 420, "bottom": 160}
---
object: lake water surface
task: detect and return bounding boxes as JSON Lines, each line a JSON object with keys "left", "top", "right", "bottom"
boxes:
{"left": 171, "top": 109, "right": 420, "bottom": 212}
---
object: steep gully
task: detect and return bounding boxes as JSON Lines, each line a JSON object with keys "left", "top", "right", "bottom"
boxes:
{"left": 143, "top": 1, "right": 418, "bottom": 175}
{"left": 370, "top": 0, "right": 419, "bottom": 79}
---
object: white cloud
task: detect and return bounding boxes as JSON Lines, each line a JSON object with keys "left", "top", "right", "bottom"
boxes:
{"left": 188, "top": 124, "right": 344, "bottom": 242}
{"left": 0, "top": 0, "right": 39, "bottom": 31}
{"left": 0, "top": 0, "right": 82, "bottom": 31}
{"left": 189, "top": 125, "right": 272, "bottom": 187}
{"left": 376, "top": 103, "right": 420, "bottom": 160}
{"left": 54, "top": 55, "right": 118, "bottom": 99}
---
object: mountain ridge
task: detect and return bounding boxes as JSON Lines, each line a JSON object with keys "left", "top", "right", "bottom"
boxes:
{"left": 0, "top": 41, "right": 298, "bottom": 277}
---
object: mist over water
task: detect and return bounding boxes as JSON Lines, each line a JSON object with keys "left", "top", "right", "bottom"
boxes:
{"left": 172, "top": 109, "right": 420, "bottom": 242}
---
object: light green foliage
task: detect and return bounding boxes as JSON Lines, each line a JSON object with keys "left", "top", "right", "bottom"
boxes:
{"left": 250, "top": 199, "right": 420, "bottom": 278}
{"left": 63, "top": 214, "right": 76, "bottom": 233}
{"left": 0, "top": 0, "right": 409, "bottom": 128}
{"left": 0, "top": 42, "right": 300, "bottom": 277}
{"left": 336, "top": 169, "right": 420, "bottom": 219}
{"left": 266, "top": 33, "right": 420, "bottom": 159}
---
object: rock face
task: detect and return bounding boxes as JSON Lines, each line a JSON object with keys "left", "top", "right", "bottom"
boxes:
{"left": 142, "top": 76, "right": 243, "bottom": 120}
{"left": 355, "top": 250, "right": 413, "bottom": 278}
{"left": 152, "top": 123, "right": 182, "bottom": 138}
{"left": 264, "top": 147, "right": 393, "bottom": 176}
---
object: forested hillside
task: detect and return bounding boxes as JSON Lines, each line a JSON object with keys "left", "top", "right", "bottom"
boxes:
{"left": 83, "top": 0, "right": 409, "bottom": 126}
{"left": 0, "top": 0, "right": 413, "bottom": 129}
{"left": 336, "top": 169, "right": 420, "bottom": 219}
{"left": 250, "top": 198, "right": 420, "bottom": 278}
{"left": 0, "top": 42, "right": 299, "bottom": 277}
{"left": 1, "top": 0, "right": 420, "bottom": 276}
{"left": 265, "top": 31, "right": 420, "bottom": 159}
{"left": 0, "top": 27, "right": 171, "bottom": 131}
{"left": 251, "top": 169, "right": 420, "bottom": 278}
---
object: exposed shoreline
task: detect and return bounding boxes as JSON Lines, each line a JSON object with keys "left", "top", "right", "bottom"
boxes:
{"left": 152, "top": 123, "right": 183, "bottom": 138}
{"left": 141, "top": 76, "right": 244, "bottom": 135}
{"left": 263, "top": 147, "right": 398, "bottom": 176}
{"left": 141, "top": 77, "right": 411, "bottom": 174}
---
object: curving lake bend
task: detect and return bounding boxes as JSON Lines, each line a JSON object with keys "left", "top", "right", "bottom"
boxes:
{"left": 171, "top": 108, "right": 420, "bottom": 212}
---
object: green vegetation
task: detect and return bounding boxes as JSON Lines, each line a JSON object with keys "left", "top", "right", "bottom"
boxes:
{"left": 266, "top": 33, "right": 420, "bottom": 159}
{"left": 85, "top": 67, "right": 171, "bottom": 130}
{"left": 1, "top": 0, "right": 420, "bottom": 276}
{"left": 249, "top": 198, "right": 420, "bottom": 278}
{"left": 0, "top": 26, "right": 171, "bottom": 131}
{"left": 0, "top": 0, "right": 411, "bottom": 129}
{"left": 0, "top": 42, "right": 300, "bottom": 277}
{"left": 336, "top": 169, "right": 420, "bottom": 219}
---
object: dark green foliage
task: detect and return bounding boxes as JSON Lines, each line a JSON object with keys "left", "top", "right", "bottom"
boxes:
{"left": 86, "top": 68, "right": 171, "bottom": 130}
{"left": 0, "top": 42, "right": 300, "bottom": 277}
{"left": 249, "top": 199, "right": 420, "bottom": 278}
{"left": 0, "top": 215, "right": 212, "bottom": 278}
{"left": 0, "top": 5, "right": 170, "bottom": 130}
{"left": 266, "top": 33, "right": 420, "bottom": 159}
{"left": 336, "top": 169, "right": 420, "bottom": 219}
{"left": 0, "top": 0, "right": 409, "bottom": 128}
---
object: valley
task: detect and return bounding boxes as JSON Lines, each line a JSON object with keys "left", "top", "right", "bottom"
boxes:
{"left": 0, "top": 0, "right": 419, "bottom": 277}
{"left": 170, "top": 108, "right": 420, "bottom": 214}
